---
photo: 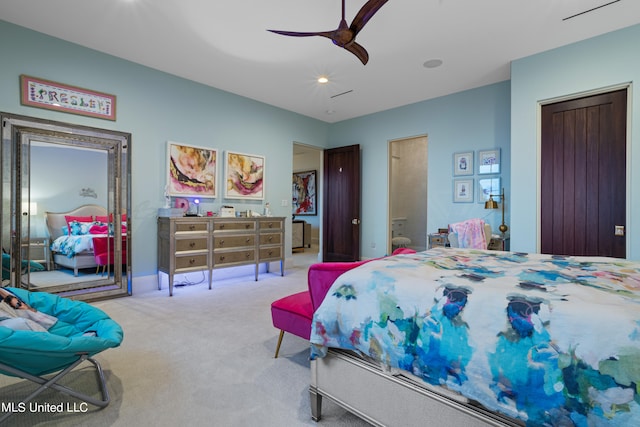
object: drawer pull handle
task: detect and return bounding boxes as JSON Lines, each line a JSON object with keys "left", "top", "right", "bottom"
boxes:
{"left": 245, "top": 224, "right": 250, "bottom": 229}
{"left": 189, "top": 258, "right": 196, "bottom": 265}
{"left": 268, "top": 223, "right": 273, "bottom": 228}
{"left": 246, "top": 238, "right": 251, "bottom": 243}
{"left": 219, "top": 256, "right": 225, "bottom": 261}
{"left": 246, "top": 253, "right": 251, "bottom": 258}
{"left": 268, "top": 236, "right": 273, "bottom": 242}
{"left": 219, "top": 240, "right": 224, "bottom": 246}
{"left": 189, "top": 242, "right": 195, "bottom": 248}
{"left": 220, "top": 224, "right": 225, "bottom": 229}
{"left": 189, "top": 225, "right": 195, "bottom": 230}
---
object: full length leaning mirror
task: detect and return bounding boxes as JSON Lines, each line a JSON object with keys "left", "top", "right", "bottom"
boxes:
{"left": 1, "top": 113, "right": 131, "bottom": 301}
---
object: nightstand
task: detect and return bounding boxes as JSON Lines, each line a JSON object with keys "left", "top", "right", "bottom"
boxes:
{"left": 21, "top": 237, "right": 51, "bottom": 270}
{"left": 487, "top": 235, "right": 510, "bottom": 251}
{"left": 428, "top": 233, "right": 449, "bottom": 249}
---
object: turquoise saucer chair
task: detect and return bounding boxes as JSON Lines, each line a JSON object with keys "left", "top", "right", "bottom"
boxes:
{"left": 0, "top": 287, "right": 123, "bottom": 423}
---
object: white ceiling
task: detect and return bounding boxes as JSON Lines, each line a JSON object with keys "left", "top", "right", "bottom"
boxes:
{"left": 1, "top": 0, "right": 639, "bottom": 123}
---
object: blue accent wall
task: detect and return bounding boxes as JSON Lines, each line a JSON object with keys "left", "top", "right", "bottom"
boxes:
{"left": 2, "top": 19, "right": 638, "bottom": 287}
{"left": 328, "top": 82, "right": 511, "bottom": 259}
{"left": 511, "top": 24, "right": 640, "bottom": 259}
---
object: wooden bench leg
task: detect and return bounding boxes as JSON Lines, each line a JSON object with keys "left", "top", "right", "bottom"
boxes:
{"left": 274, "top": 330, "right": 285, "bottom": 358}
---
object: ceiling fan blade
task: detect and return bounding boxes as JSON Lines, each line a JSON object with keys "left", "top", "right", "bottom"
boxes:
{"left": 344, "top": 41, "right": 369, "bottom": 65}
{"left": 350, "top": 0, "right": 389, "bottom": 35}
{"left": 267, "top": 29, "right": 333, "bottom": 38}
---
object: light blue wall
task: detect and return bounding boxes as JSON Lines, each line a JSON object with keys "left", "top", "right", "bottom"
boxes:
{"left": 3, "top": 18, "right": 638, "bottom": 281}
{"left": 328, "top": 82, "right": 511, "bottom": 259}
{"left": 511, "top": 24, "right": 640, "bottom": 260}
{"left": 0, "top": 20, "right": 330, "bottom": 279}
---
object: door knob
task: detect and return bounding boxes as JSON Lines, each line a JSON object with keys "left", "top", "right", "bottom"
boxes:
{"left": 352, "top": 218, "right": 360, "bottom": 225}
{"left": 615, "top": 225, "right": 625, "bottom": 236}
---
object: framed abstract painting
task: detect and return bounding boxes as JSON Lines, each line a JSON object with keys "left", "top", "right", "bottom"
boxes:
{"left": 167, "top": 141, "right": 217, "bottom": 197}
{"left": 292, "top": 170, "right": 317, "bottom": 215}
{"left": 224, "top": 151, "right": 265, "bottom": 200}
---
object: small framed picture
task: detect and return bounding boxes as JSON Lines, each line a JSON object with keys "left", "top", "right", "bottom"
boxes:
{"left": 453, "top": 179, "right": 474, "bottom": 203}
{"left": 478, "top": 149, "right": 500, "bottom": 174}
{"left": 453, "top": 151, "right": 473, "bottom": 176}
{"left": 478, "top": 177, "right": 501, "bottom": 203}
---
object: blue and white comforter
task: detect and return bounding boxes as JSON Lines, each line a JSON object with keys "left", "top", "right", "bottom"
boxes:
{"left": 50, "top": 235, "right": 102, "bottom": 258}
{"left": 310, "top": 248, "right": 640, "bottom": 426}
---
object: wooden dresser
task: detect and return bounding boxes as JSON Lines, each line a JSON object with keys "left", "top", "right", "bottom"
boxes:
{"left": 158, "top": 216, "right": 285, "bottom": 296}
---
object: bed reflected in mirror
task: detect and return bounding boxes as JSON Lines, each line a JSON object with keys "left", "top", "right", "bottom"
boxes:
{"left": 1, "top": 113, "right": 131, "bottom": 301}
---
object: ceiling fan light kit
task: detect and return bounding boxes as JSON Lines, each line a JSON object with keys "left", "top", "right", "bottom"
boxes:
{"left": 267, "top": 0, "right": 389, "bottom": 65}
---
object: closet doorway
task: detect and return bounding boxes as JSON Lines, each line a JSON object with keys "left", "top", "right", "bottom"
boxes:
{"left": 388, "top": 135, "right": 428, "bottom": 254}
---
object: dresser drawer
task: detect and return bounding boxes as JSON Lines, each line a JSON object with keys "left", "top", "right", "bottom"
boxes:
{"left": 259, "top": 246, "right": 282, "bottom": 261}
{"left": 175, "top": 221, "right": 209, "bottom": 233}
{"left": 259, "top": 219, "right": 283, "bottom": 230}
{"left": 213, "top": 250, "right": 256, "bottom": 266}
{"left": 175, "top": 236, "right": 209, "bottom": 253}
{"left": 214, "top": 234, "right": 255, "bottom": 249}
{"left": 214, "top": 221, "right": 255, "bottom": 232}
{"left": 259, "top": 232, "right": 282, "bottom": 245}
{"left": 174, "top": 253, "right": 208, "bottom": 270}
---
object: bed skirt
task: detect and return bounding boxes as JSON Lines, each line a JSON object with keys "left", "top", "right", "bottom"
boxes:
{"left": 310, "top": 349, "right": 523, "bottom": 427}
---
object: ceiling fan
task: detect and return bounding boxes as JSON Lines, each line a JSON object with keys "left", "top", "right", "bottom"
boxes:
{"left": 267, "top": 0, "right": 389, "bottom": 65}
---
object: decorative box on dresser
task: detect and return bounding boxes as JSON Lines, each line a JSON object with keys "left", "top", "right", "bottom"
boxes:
{"left": 158, "top": 216, "right": 285, "bottom": 296}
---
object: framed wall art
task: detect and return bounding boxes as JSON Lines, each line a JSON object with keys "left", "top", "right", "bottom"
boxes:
{"left": 478, "top": 148, "right": 501, "bottom": 174}
{"left": 292, "top": 170, "right": 317, "bottom": 215}
{"left": 225, "top": 151, "right": 265, "bottom": 200}
{"left": 477, "top": 177, "right": 501, "bottom": 204}
{"left": 167, "top": 141, "right": 217, "bottom": 198}
{"left": 20, "top": 75, "right": 116, "bottom": 121}
{"left": 453, "top": 151, "right": 473, "bottom": 176}
{"left": 453, "top": 179, "right": 474, "bottom": 203}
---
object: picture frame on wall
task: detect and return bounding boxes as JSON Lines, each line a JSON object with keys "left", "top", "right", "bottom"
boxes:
{"left": 453, "top": 179, "right": 474, "bottom": 203}
{"left": 292, "top": 170, "right": 317, "bottom": 215}
{"left": 167, "top": 141, "right": 217, "bottom": 198}
{"left": 224, "top": 151, "right": 265, "bottom": 200}
{"left": 478, "top": 148, "right": 501, "bottom": 174}
{"left": 20, "top": 75, "right": 117, "bottom": 121}
{"left": 453, "top": 151, "right": 474, "bottom": 176}
{"left": 477, "top": 177, "right": 501, "bottom": 203}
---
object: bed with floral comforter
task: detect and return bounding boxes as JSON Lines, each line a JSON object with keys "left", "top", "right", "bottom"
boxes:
{"left": 310, "top": 248, "right": 640, "bottom": 426}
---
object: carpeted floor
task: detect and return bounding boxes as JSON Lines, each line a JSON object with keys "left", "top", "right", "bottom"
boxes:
{"left": 0, "top": 247, "right": 371, "bottom": 427}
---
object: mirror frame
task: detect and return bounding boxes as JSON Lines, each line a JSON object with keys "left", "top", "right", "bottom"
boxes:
{"left": 1, "top": 112, "right": 131, "bottom": 301}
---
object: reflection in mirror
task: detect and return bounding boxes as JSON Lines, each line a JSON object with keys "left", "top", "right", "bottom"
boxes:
{"left": 1, "top": 113, "right": 131, "bottom": 301}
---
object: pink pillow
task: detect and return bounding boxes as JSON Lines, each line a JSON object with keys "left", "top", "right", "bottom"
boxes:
{"left": 89, "top": 224, "right": 109, "bottom": 234}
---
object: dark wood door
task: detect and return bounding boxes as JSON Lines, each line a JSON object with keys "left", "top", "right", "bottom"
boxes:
{"left": 322, "top": 144, "right": 361, "bottom": 262}
{"left": 541, "top": 89, "right": 626, "bottom": 258}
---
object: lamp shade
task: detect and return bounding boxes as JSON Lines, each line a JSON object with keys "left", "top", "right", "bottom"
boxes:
{"left": 484, "top": 196, "right": 498, "bottom": 210}
{"left": 21, "top": 202, "right": 38, "bottom": 215}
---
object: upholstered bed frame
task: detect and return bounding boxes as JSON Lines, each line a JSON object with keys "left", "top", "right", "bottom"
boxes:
{"left": 310, "top": 349, "right": 522, "bottom": 427}
{"left": 44, "top": 204, "right": 107, "bottom": 276}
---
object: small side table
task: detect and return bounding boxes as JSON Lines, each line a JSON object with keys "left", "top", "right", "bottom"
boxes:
{"left": 487, "top": 235, "right": 510, "bottom": 251}
{"left": 428, "top": 233, "right": 449, "bottom": 249}
{"left": 21, "top": 237, "right": 51, "bottom": 270}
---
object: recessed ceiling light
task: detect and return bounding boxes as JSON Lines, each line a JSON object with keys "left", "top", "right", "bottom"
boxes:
{"left": 423, "top": 59, "right": 443, "bottom": 69}
{"left": 317, "top": 76, "right": 329, "bottom": 84}
{"left": 325, "top": 109, "right": 335, "bottom": 115}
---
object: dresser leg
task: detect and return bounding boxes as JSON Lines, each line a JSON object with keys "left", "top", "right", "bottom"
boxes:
{"left": 157, "top": 272, "right": 161, "bottom": 290}
{"left": 169, "top": 274, "right": 174, "bottom": 297}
